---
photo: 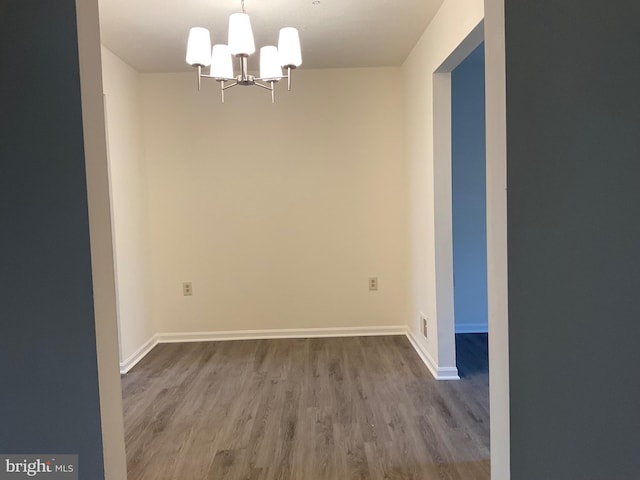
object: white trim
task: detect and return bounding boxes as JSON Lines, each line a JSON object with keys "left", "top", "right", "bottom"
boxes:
{"left": 455, "top": 323, "right": 489, "bottom": 334}
{"left": 406, "top": 329, "right": 460, "bottom": 380}
{"left": 119, "top": 326, "right": 464, "bottom": 383}
{"left": 119, "top": 336, "right": 158, "bottom": 374}
{"left": 485, "top": 0, "right": 511, "bottom": 475}
{"left": 77, "top": 1, "right": 128, "bottom": 476}
{"left": 155, "top": 326, "right": 407, "bottom": 344}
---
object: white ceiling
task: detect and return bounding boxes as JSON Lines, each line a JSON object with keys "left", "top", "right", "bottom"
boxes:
{"left": 99, "top": 0, "right": 445, "bottom": 73}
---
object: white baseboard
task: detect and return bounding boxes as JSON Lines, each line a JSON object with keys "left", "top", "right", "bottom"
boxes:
{"left": 120, "top": 326, "right": 459, "bottom": 382}
{"left": 119, "top": 336, "right": 158, "bottom": 374}
{"left": 406, "top": 329, "right": 460, "bottom": 380}
{"left": 156, "top": 325, "right": 407, "bottom": 344}
{"left": 455, "top": 323, "right": 489, "bottom": 334}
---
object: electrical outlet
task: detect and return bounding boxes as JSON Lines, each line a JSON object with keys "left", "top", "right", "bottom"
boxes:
{"left": 368, "top": 277, "right": 378, "bottom": 291}
{"left": 183, "top": 282, "right": 193, "bottom": 296}
{"left": 421, "top": 313, "right": 428, "bottom": 339}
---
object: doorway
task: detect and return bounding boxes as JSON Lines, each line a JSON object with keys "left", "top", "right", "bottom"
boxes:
{"left": 432, "top": 23, "right": 484, "bottom": 378}
{"left": 452, "top": 43, "right": 487, "bottom": 337}
{"left": 431, "top": 17, "right": 509, "bottom": 477}
{"left": 84, "top": 4, "right": 508, "bottom": 478}
{"left": 451, "top": 43, "right": 488, "bottom": 374}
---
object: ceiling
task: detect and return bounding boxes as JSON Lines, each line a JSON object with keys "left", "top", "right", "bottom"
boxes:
{"left": 99, "top": 0, "right": 445, "bottom": 73}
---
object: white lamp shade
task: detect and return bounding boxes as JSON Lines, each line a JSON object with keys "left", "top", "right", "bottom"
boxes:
{"left": 210, "top": 44, "right": 234, "bottom": 79}
{"left": 228, "top": 13, "right": 255, "bottom": 56}
{"left": 186, "top": 27, "right": 212, "bottom": 66}
{"left": 278, "top": 27, "right": 302, "bottom": 67}
{"left": 260, "top": 46, "right": 282, "bottom": 81}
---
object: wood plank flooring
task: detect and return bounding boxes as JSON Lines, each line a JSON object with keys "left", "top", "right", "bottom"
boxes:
{"left": 121, "top": 334, "right": 489, "bottom": 480}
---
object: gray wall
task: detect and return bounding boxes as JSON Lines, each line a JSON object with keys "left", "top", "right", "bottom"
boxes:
{"left": 452, "top": 43, "right": 488, "bottom": 332}
{"left": 505, "top": 1, "right": 640, "bottom": 478}
{"left": 0, "top": 1, "right": 105, "bottom": 478}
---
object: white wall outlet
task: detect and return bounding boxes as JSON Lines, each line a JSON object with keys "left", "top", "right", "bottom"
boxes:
{"left": 420, "top": 313, "right": 428, "bottom": 339}
{"left": 183, "top": 282, "right": 193, "bottom": 296}
{"left": 368, "top": 277, "right": 378, "bottom": 291}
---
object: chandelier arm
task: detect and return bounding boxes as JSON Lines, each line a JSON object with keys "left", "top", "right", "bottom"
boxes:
{"left": 221, "top": 81, "right": 239, "bottom": 90}
{"left": 254, "top": 81, "right": 276, "bottom": 103}
{"left": 220, "top": 81, "right": 240, "bottom": 103}
{"left": 200, "top": 74, "right": 236, "bottom": 82}
{"left": 253, "top": 81, "right": 273, "bottom": 91}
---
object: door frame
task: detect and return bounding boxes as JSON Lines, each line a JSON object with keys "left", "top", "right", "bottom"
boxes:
{"left": 432, "top": 5, "right": 510, "bottom": 478}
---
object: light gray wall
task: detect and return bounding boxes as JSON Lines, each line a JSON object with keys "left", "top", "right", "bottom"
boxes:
{"left": 506, "top": 0, "right": 640, "bottom": 478}
{"left": 0, "top": 1, "right": 105, "bottom": 477}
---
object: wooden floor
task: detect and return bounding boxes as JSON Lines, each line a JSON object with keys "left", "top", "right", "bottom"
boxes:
{"left": 122, "top": 334, "right": 489, "bottom": 480}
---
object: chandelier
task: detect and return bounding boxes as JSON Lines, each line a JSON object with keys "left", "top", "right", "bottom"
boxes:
{"left": 185, "top": 0, "right": 302, "bottom": 103}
